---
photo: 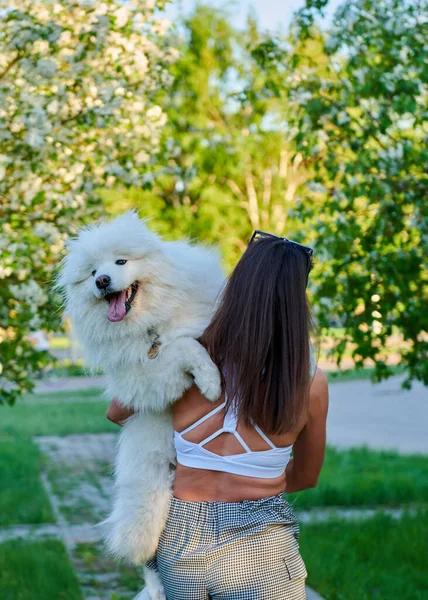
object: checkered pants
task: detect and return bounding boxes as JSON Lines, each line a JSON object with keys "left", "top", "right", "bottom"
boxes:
{"left": 147, "top": 494, "right": 307, "bottom": 599}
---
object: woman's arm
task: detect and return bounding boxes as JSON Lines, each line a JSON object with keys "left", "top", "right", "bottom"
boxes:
{"left": 106, "top": 398, "right": 135, "bottom": 426}
{"left": 285, "top": 368, "right": 329, "bottom": 493}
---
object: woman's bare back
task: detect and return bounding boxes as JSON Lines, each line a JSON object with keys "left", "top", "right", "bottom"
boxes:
{"left": 172, "top": 370, "right": 328, "bottom": 502}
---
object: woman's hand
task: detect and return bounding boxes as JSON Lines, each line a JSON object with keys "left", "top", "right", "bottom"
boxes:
{"left": 106, "top": 398, "right": 135, "bottom": 426}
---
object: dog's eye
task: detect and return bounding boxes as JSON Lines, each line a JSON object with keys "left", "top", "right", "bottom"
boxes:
{"left": 115, "top": 259, "right": 127, "bottom": 266}
{"left": 91, "top": 270, "right": 96, "bottom": 277}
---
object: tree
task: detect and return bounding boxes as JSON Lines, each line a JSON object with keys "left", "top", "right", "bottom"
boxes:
{"left": 129, "top": 0, "right": 426, "bottom": 386}
{"left": 103, "top": 6, "right": 320, "bottom": 268}
{"left": 0, "top": 0, "right": 175, "bottom": 403}
{"left": 70, "top": 1, "right": 427, "bottom": 387}
{"left": 282, "top": 0, "right": 428, "bottom": 385}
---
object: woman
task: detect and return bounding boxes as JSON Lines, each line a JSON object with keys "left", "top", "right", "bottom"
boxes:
{"left": 107, "top": 230, "right": 329, "bottom": 600}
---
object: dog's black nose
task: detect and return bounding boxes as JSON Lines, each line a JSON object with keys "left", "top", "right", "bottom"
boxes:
{"left": 96, "top": 274, "right": 111, "bottom": 290}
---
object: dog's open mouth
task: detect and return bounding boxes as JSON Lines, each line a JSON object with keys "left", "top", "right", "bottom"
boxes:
{"left": 105, "top": 282, "right": 139, "bottom": 323}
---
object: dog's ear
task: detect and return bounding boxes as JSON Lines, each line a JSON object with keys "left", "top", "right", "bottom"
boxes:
{"left": 114, "top": 210, "right": 158, "bottom": 234}
{"left": 114, "top": 210, "right": 141, "bottom": 225}
{"left": 52, "top": 250, "right": 76, "bottom": 292}
{"left": 53, "top": 232, "right": 95, "bottom": 290}
{"left": 123, "top": 209, "right": 140, "bottom": 221}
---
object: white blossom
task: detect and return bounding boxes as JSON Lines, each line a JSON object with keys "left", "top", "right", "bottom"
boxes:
{"left": 36, "top": 59, "right": 57, "bottom": 78}
{"left": 0, "top": 0, "right": 175, "bottom": 401}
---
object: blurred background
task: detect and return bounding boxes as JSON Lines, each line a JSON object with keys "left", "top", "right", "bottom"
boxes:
{"left": 0, "top": 0, "right": 427, "bottom": 598}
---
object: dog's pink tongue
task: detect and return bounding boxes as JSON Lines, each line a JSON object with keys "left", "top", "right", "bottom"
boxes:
{"left": 107, "top": 290, "right": 127, "bottom": 322}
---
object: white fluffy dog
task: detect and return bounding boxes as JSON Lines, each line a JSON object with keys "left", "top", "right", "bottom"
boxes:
{"left": 57, "top": 212, "right": 224, "bottom": 599}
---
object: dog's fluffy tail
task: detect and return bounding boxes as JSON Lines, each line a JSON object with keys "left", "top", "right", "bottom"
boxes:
{"left": 98, "top": 412, "right": 175, "bottom": 565}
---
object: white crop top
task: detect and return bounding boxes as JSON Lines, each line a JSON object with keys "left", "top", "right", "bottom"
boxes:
{"left": 174, "top": 396, "right": 293, "bottom": 479}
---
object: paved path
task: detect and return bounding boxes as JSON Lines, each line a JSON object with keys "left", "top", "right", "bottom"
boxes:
{"left": 328, "top": 376, "right": 427, "bottom": 454}
{"left": 35, "top": 375, "right": 104, "bottom": 393}
{"left": 0, "top": 522, "right": 102, "bottom": 545}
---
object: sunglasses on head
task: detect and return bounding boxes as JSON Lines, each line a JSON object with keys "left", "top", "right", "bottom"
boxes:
{"left": 248, "top": 230, "right": 314, "bottom": 282}
{"left": 248, "top": 230, "right": 313, "bottom": 256}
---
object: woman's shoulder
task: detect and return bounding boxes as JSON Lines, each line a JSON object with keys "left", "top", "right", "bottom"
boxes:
{"left": 172, "top": 384, "right": 224, "bottom": 430}
{"left": 308, "top": 368, "right": 329, "bottom": 417}
{"left": 311, "top": 367, "right": 328, "bottom": 387}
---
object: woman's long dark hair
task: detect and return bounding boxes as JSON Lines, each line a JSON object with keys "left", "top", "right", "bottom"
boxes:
{"left": 200, "top": 237, "right": 315, "bottom": 435}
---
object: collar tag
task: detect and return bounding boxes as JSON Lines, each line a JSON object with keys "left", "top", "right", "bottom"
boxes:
{"left": 148, "top": 339, "right": 161, "bottom": 359}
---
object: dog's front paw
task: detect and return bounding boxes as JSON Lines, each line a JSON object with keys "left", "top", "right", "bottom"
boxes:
{"left": 192, "top": 362, "right": 221, "bottom": 402}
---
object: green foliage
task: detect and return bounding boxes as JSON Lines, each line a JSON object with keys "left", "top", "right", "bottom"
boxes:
{"left": 0, "top": 0, "right": 173, "bottom": 403}
{"left": 102, "top": 2, "right": 427, "bottom": 386}
{"left": 2, "top": 0, "right": 427, "bottom": 398}
{"left": 104, "top": 5, "right": 319, "bottom": 269}
{"left": 285, "top": 0, "right": 427, "bottom": 385}
{"left": 301, "top": 510, "right": 428, "bottom": 600}
{"left": 292, "top": 0, "right": 330, "bottom": 37}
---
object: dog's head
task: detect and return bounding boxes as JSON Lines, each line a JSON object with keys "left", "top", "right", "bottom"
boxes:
{"left": 57, "top": 212, "right": 169, "bottom": 326}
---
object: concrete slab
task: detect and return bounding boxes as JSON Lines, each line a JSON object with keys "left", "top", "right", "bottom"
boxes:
{"left": 34, "top": 375, "right": 104, "bottom": 393}
{"left": 327, "top": 376, "right": 428, "bottom": 454}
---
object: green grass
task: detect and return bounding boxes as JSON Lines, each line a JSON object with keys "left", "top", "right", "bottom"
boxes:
{"left": 0, "top": 434, "right": 55, "bottom": 526}
{"left": 0, "top": 396, "right": 117, "bottom": 526}
{"left": 326, "top": 364, "right": 405, "bottom": 383}
{"left": 0, "top": 399, "right": 118, "bottom": 437}
{"left": 288, "top": 446, "right": 428, "bottom": 510}
{"left": 1, "top": 382, "right": 427, "bottom": 600}
{"left": 0, "top": 538, "right": 82, "bottom": 600}
{"left": 44, "top": 360, "right": 104, "bottom": 378}
{"left": 49, "top": 337, "right": 71, "bottom": 350}
{"left": 22, "top": 387, "right": 104, "bottom": 402}
{"left": 50, "top": 364, "right": 101, "bottom": 377}
{"left": 301, "top": 510, "right": 428, "bottom": 600}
